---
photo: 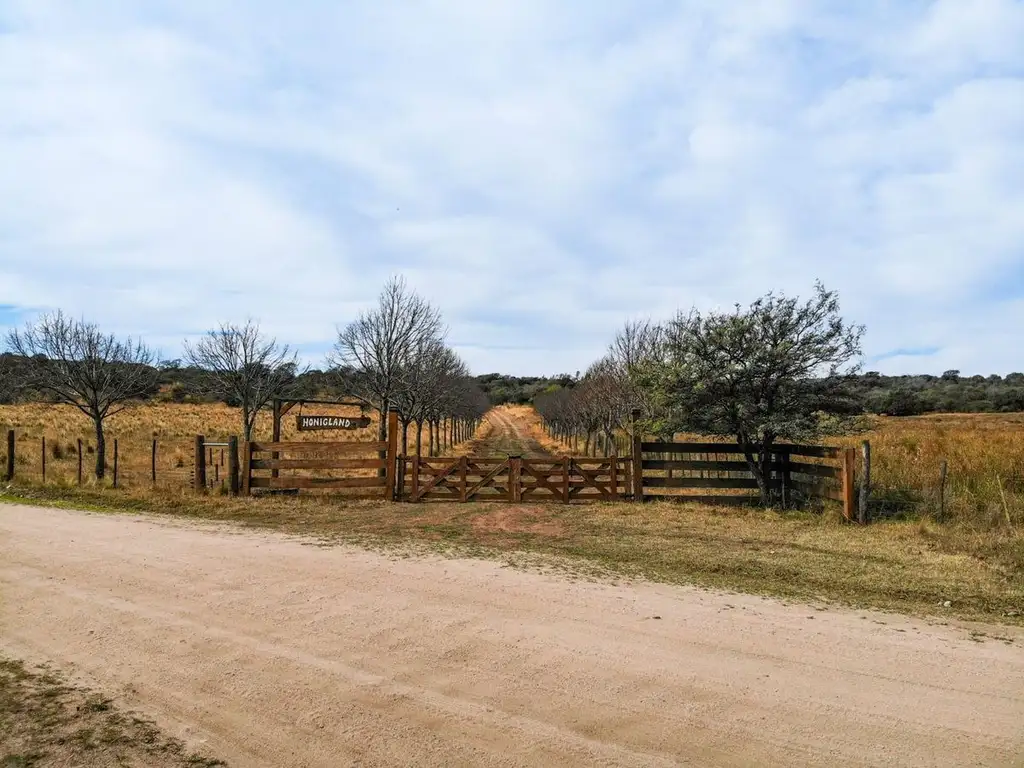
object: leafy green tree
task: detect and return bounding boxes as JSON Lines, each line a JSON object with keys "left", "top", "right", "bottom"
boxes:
{"left": 639, "top": 283, "right": 865, "bottom": 505}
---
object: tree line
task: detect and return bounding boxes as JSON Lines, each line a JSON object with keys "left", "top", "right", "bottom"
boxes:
{"left": 0, "top": 277, "right": 489, "bottom": 480}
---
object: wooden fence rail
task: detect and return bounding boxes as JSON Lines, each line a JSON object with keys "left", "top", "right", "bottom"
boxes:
{"left": 633, "top": 429, "right": 857, "bottom": 520}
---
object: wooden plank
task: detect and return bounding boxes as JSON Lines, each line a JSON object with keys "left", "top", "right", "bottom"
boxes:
{"left": 465, "top": 461, "right": 510, "bottom": 500}
{"left": 644, "top": 477, "right": 760, "bottom": 489}
{"left": 249, "top": 476, "right": 386, "bottom": 489}
{"left": 788, "top": 462, "right": 842, "bottom": 480}
{"left": 385, "top": 409, "right": 399, "bottom": 500}
{"left": 250, "top": 458, "right": 387, "bottom": 470}
{"left": 642, "top": 459, "right": 771, "bottom": 472}
{"left": 411, "top": 459, "right": 460, "bottom": 501}
{"left": 520, "top": 459, "right": 565, "bottom": 499}
{"left": 250, "top": 441, "right": 387, "bottom": 453}
{"left": 570, "top": 460, "right": 611, "bottom": 499}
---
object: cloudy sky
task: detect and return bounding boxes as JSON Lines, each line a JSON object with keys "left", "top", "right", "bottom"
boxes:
{"left": 1, "top": 1, "right": 1022, "bottom": 376}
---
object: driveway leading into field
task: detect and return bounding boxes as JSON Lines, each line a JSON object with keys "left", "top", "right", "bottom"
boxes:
{"left": 2, "top": 503, "right": 1022, "bottom": 767}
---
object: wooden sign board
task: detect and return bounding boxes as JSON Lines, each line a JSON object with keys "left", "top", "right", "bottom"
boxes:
{"left": 296, "top": 415, "right": 371, "bottom": 431}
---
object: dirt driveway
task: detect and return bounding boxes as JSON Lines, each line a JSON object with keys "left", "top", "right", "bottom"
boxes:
{"left": 2, "top": 503, "right": 1022, "bottom": 767}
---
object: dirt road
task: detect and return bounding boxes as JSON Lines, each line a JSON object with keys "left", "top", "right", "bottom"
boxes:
{"left": 2, "top": 504, "right": 1023, "bottom": 767}
{"left": 463, "top": 406, "right": 555, "bottom": 457}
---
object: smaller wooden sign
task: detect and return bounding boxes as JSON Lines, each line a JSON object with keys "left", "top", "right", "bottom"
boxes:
{"left": 296, "top": 415, "right": 371, "bottom": 431}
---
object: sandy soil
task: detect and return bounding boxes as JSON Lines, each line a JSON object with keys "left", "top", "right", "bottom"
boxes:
{"left": 2, "top": 503, "right": 1022, "bottom": 767}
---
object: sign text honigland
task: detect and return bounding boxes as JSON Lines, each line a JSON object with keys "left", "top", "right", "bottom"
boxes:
{"left": 296, "top": 415, "right": 372, "bottom": 431}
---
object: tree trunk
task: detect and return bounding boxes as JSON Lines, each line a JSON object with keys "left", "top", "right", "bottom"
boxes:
{"left": 401, "top": 419, "right": 410, "bottom": 456}
{"left": 584, "top": 433, "right": 592, "bottom": 457}
{"left": 376, "top": 401, "right": 388, "bottom": 478}
{"left": 739, "top": 437, "right": 774, "bottom": 505}
{"left": 93, "top": 417, "right": 106, "bottom": 480}
{"left": 243, "top": 412, "right": 255, "bottom": 442}
{"left": 415, "top": 419, "right": 423, "bottom": 459}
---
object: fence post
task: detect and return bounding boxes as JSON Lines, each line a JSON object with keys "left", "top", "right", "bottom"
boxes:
{"left": 241, "top": 441, "right": 252, "bottom": 496}
{"left": 609, "top": 456, "right": 619, "bottom": 501}
{"left": 77, "top": 438, "right": 83, "bottom": 485}
{"left": 227, "top": 436, "right": 239, "bottom": 496}
{"left": 778, "top": 448, "right": 792, "bottom": 508}
{"left": 459, "top": 456, "right": 468, "bottom": 502}
{"left": 41, "top": 437, "right": 46, "bottom": 483}
{"left": 385, "top": 408, "right": 399, "bottom": 500}
{"left": 5, "top": 430, "right": 13, "bottom": 482}
{"left": 151, "top": 439, "right": 157, "bottom": 485}
{"left": 113, "top": 439, "right": 119, "bottom": 488}
{"left": 859, "top": 440, "right": 871, "bottom": 524}
{"left": 509, "top": 455, "right": 522, "bottom": 503}
{"left": 194, "top": 435, "right": 206, "bottom": 492}
{"left": 271, "top": 399, "right": 282, "bottom": 480}
{"left": 411, "top": 455, "right": 420, "bottom": 499}
{"left": 631, "top": 409, "right": 643, "bottom": 502}
{"left": 396, "top": 454, "right": 407, "bottom": 501}
{"left": 841, "top": 447, "right": 856, "bottom": 522}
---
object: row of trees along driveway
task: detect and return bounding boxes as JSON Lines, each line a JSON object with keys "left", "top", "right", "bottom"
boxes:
{"left": 1, "top": 276, "right": 486, "bottom": 481}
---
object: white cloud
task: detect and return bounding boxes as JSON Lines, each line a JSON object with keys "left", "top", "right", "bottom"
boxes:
{"left": 1, "top": 0, "right": 1023, "bottom": 376}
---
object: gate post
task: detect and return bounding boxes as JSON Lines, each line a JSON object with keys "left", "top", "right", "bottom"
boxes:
{"left": 241, "top": 441, "right": 252, "bottom": 496}
{"left": 631, "top": 409, "right": 643, "bottom": 502}
{"left": 841, "top": 446, "right": 856, "bottom": 522}
{"left": 227, "top": 436, "right": 240, "bottom": 496}
{"left": 509, "top": 455, "right": 522, "bottom": 503}
{"left": 385, "top": 408, "right": 399, "bottom": 501}
{"left": 194, "top": 435, "right": 206, "bottom": 492}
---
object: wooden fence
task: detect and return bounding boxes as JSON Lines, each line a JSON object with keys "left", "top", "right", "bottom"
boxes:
{"left": 635, "top": 438, "right": 856, "bottom": 520}
{"left": 3, "top": 419, "right": 862, "bottom": 520}
{"left": 400, "top": 455, "right": 632, "bottom": 503}
{"left": 239, "top": 410, "right": 399, "bottom": 500}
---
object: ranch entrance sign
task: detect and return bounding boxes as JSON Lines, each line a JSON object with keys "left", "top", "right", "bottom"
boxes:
{"left": 296, "top": 414, "right": 371, "bottom": 431}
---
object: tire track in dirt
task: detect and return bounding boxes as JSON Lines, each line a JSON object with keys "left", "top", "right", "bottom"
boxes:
{"left": 461, "top": 406, "right": 554, "bottom": 458}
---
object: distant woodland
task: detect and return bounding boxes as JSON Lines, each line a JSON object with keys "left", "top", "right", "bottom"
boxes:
{"left": 3, "top": 354, "right": 1020, "bottom": 416}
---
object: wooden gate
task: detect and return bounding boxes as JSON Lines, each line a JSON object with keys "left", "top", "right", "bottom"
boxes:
{"left": 401, "top": 455, "right": 632, "bottom": 503}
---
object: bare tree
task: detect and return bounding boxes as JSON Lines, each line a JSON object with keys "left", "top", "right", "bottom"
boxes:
{"left": 183, "top": 320, "right": 304, "bottom": 440}
{"left": 329, "top": 276, "right": 444, "bottom": 445}
{"left": 6, "top": 310, "right": 159, "bottom": 479}
{"left": 392, "top": 338, "right": 468, "bottom": 457}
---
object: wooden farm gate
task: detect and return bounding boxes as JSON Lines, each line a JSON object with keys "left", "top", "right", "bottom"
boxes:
{"left": 400, "top": 455, "right": 633, "bottom": 503}
{"left": 241, "top": 410, "right": 399, "bottom": 499}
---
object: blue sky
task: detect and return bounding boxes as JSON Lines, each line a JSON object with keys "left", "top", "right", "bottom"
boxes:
{"left": 1, "top": 1, "right": 1023, "bottom": 376}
